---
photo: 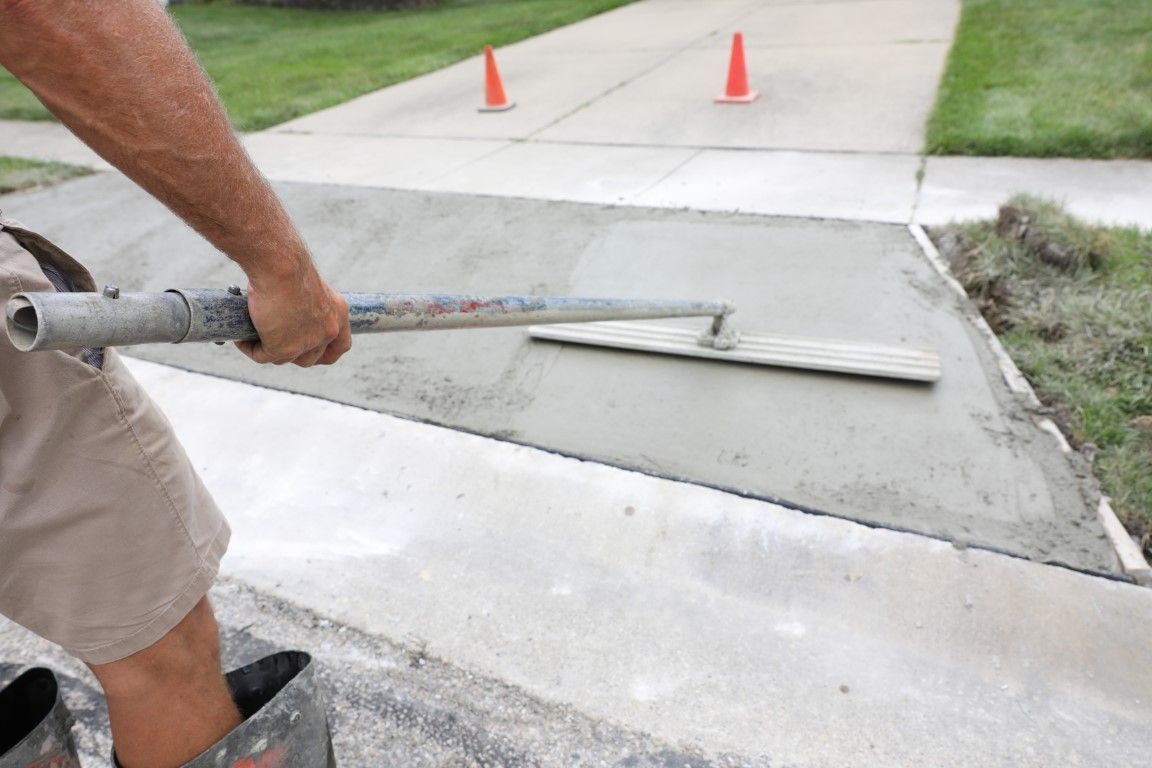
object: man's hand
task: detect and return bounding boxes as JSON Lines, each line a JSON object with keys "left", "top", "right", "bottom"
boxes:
{"left": 235, "top": 261, "right": 352, "bottom": 367}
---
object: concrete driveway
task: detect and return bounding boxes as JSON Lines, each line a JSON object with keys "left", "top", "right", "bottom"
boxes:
{"left": 4, "top": 173, "right": 1116, "bottom": 572}
{"left": 1, "top": 1, "right": 1149, "bottom": 765}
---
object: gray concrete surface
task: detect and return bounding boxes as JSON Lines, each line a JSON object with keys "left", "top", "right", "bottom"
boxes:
{"left": 629, "top": 148, "right": 921, "bottom": 222}
{"left": 10, "top": 119, "right": 1151, "bottom": 231}
{"left": 917, "top": 155, "right": 1152, "bottom": 231}
{"left": 0, "top": 119, "right": 110, "bottom": 170}
{"left": 242, "top": 133, "right": 926, "bottom": 223}
{"left": 3, "top": 174, "right": 1115, "bottom": 571}
{"left": 278, "top": 0, "right": 957, "bottom": 154}
{"left": 2, "top": 580, "right": 755, "bottom": 767}
{"left": 534, "top": 42, "right": 951, "bottom": 153}
{"left": 231, "top": 0, "right": 966, "bottom": 225}
{"left": 2, "top": 0, "right": 1148, "bottom": 230}
{"left": 1, "top": 3, "right": 1148, "bottom": 764}
{"left": 4, "top": 357, "right": 1149, "bottom": 766}
{"left": 1, "top": 0, "right": 1149, "bottom": 231}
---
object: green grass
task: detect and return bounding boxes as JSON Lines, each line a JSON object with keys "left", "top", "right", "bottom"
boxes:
{"left": 931, "top": 196, "right": 1152, "bottom": 554}
{"left": 0, "top": 156, "right": 90, "bottom": 194}
{"left": 0, "top": 0, "right": 634, "bottom": 131}
{"left": 926, "top": 0, "right": 1152, "bottom": 158}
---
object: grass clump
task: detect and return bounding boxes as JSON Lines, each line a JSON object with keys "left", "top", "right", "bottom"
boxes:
{"left": 931, "top": 196, "right": 1152, "bottom": 553}
{"left": 926, "top": 0, "right": 1152, "bottom": 158}
{"left": 0, "top": 0, "right": 636, "bottom": 131}
{"left": 0, "top": 156, "right": 91, "bottom": 194}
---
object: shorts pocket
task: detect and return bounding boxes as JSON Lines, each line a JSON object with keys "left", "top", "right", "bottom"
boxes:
{"left": 1, "top": 218, "right": 104, "bottom": 369}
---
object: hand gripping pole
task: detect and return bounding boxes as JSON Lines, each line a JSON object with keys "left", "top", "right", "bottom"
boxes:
{"left": 5, "top": 287, "right": 735, "bottom": 352}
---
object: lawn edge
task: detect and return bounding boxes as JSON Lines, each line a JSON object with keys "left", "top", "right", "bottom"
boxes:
{"left": 907, "top": 224, "right": 1037, "bottom": 404}
{"left": 907, "top": 223, "right": 1152, "bottom": 586}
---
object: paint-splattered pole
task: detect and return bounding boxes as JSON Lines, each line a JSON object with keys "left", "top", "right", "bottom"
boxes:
{"left": 7, "top": 288, "right": 735, "bottom": 352}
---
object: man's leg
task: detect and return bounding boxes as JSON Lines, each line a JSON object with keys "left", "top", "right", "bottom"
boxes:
{"left": 89, "top": 596, "right": 241, "bottom": 768}
{"left": 1, "top": 224, "right": 235, "bottom": 763}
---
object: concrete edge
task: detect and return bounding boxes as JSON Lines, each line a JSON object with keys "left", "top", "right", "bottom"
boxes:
{"left": 1036, "top": 417, "right": 1073, "bottom": 454}
{"left": 907, "top": 224, "right": 1039, "bottom": 406}
{"left": 909, "top": 223, "right": 1151, "bottom": 586}
{"left": 1098, "top": 497, "right": 1152, "bottom": 586}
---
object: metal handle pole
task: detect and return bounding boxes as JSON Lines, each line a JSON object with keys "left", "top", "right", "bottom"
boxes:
{"left": 5, "top": 288, "right": 734, "bottom": 352}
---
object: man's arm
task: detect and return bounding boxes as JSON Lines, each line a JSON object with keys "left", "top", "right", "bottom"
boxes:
{"left": 0, "top": 0, "right": 351, "bottom": 366}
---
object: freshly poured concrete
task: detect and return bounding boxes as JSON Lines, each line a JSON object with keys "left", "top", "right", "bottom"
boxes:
{"left": 5, "top": 174, "right": 1115, "bottom": 571}
{"left": 35, "top": 355, "right": 1146, "bottom": 766}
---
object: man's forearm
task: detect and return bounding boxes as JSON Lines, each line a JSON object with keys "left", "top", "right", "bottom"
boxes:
{"left": 0, "top": 0, "right": 303, "bottom": 283}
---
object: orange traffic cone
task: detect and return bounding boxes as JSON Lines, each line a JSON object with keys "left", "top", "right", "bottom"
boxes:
{"left": 479, "top": 45, "right": 515, "bottom": 112}
{"left": 716, "top": 33, "right": 758, "bottom": 104}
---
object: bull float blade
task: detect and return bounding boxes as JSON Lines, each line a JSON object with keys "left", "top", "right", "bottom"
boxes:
{"left": 529, "top": 322, "right": 941, "bottom": 382}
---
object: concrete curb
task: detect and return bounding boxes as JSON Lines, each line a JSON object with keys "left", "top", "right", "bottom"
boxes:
{"left": 908, "top": 223, "right": 1152, "bottom": 585}
{"left": 907, "top": 224, "right": 1038, "bottom": 406}
{"left": 1098, "top": 497, "right": 1152, "bottom": 586}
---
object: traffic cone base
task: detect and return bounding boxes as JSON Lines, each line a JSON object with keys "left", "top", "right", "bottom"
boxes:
{"left": 716, "top": 90, "right": 759, "bottom": 104}
{"left": 478, "top": 101, "right": 516, "bottom": 113}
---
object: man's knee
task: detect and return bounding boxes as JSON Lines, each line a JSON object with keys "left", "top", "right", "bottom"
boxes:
{"left": 88, "top": 596, "right": 224, "bottom": 698}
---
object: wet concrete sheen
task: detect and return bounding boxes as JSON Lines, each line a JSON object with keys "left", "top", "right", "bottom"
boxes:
{"left": 6, "top": 174, "right": 1115, "bottom": 571}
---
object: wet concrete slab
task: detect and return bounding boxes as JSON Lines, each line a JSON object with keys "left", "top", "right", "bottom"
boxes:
{"left": 2, "top": 173, "right": 1115, "bottom": 571}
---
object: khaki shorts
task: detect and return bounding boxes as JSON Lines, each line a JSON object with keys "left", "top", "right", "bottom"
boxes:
{"left": 0, "top": 217, "right": 229, "bottom": 665}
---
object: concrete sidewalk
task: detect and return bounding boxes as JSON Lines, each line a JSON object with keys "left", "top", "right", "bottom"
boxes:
{"left": 0, "top": 119, "right": 109, "bottom": 170}
{"left": 2, "top": 0, "right": 1148, "bottom": 228}
{"left": 1, "top": 2, "right": 1150, "bottom": 764}
{"left": 3, "top": 117, "right": 1148, "bottom": 229}
{"left": 250, "top": 0, "right": 1151, "bottom": 228}
{"left": 256, "top": 0, "right": 1149, "bottom": 228}
{"left": 254, "top": 0, "right": 951, "bottom": 224}
{"left": 274, "top": 0, "right": 952, "bottom": 153}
